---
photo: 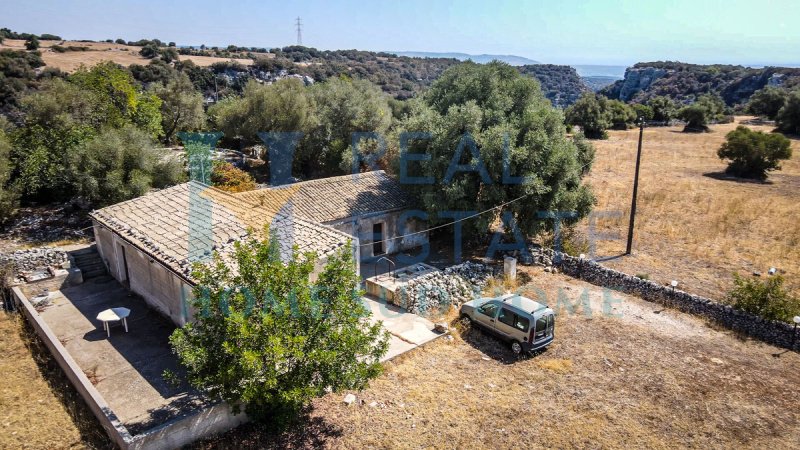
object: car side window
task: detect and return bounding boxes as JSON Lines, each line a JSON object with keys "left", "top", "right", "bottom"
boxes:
{"left": 498, "top": 308, "right": 515, "bottom": 327}
{"left": 514, "top": 315, "right": 530, "bottom": 332}
{"left": 478, "top": 303, "right": 498, "bottom": 318}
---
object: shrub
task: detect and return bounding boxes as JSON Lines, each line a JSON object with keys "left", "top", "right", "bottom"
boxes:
{"left": 776, "top": 90, "right": 800, "bottom": 135}
{"left": 647, "top": 96, "right": 676, "bottom": 123}
{"left": 169, "top": 234, "right": 388, "bottom": 424}
{"left": 747, "top": 86, "right": 787, "bottom": 120}
{"left": 565, "top": 93, "right": 611, "bottom": 139}
{"left": 717, "top": 125, "right": 792, "bottom": 180}
{"left": 210, "top": 161, "right": 256, "bottom": 193}
{"left": 679, "top": 94, "right": 726, "bottom": 132}
{"left": 115, "top": 38, "right": 126, "bottom": 45}
{"left": 25, "top": 37, "right": 39, "bottom": 51}
{"left": 726, "top": 274, "right": 800, "bottom": 322}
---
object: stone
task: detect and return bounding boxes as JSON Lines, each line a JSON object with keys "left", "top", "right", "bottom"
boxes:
{"left": 434, "top": 322, "right": 449, "bottom": 333}
{"left": 343, "top": 393, "right": 356, "bottom": 406}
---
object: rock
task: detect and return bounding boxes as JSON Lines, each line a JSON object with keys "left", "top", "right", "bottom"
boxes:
{"left": 343, "top": 393, "right": 356, "bottom": 406}
{"left": 434, "top": 322, "right": 449, "bottom": 333}
{"left": 369, "top": 401, "right": 378, "bottom": 408}
{"left": 752, "top": 271, "right": 762, "bottom": 277}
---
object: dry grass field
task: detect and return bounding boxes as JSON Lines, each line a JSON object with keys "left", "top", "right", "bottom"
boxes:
{"left": 0, "top": 312, "right": 110, "bottom": 449}
{"left": 580, "top": 117, "right": 800, "bottom": 300}
{"left": 193, "top": 270, "right": 800, "bottom": 449}
{"left": 0, "top": 39, "right": 252, "bottom": 72}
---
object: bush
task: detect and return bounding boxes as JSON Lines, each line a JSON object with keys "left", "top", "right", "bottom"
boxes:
{"left": 775, "top": 90, "right": 800, "bottom": 135}
{"left": 210, "top": 161, "right": 256, "bottom": 192}
{"left": 169, "top": 234, "right": 388, "bottom": 424}
{"left": 747, "top": 86, "right": 787, "bottom": 120}
{"left": 565, "top": 93, "right": 611, "bottom": 139}
{"left": 679, "top": 94, "right": 727, "bottom": 132}
{"left": 115, "top": 38, "right": 126, "bottom": 45}
{"left": 25, "top": 37, "right": 39, "bottom": 51}
{"left": 717, "top": 125, "right": 792, "bottom": 180}
{"left": 647, "top": 96, "right": 676, "bottom": 123}
{"left": 726, "top": 274, "right": 800, "bottom": 322}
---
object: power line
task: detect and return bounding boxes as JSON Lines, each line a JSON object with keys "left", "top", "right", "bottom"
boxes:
{"left": 295, "top": 17, "right": 302, "bottom": 46}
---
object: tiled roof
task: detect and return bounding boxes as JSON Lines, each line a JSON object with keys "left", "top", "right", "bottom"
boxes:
{"left": 90, "top": 181, "right": 351, "bottom": 281}
{"left": 234, "top": 170, "right": 414, "bottom": 223}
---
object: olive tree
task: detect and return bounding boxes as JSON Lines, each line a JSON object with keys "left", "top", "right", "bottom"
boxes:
{"left": 565, "top": 92, "right": 611, "bottom": 139}
{"left": 776, "top": 90, "right": 800, "bottom": 135}
{"left": 717, "top": 125, "right": 792, "bottom": 180}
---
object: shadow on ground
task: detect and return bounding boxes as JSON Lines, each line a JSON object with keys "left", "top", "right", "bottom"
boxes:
{"left": 189, "top": 413, "right": 343, "bottom": 449}
{"left": 702, "top": 171, "right": 772, "bottom": 184}
{"left": 15, "top": 313, "right": 113, "bottom": 449}
{"left": 452, "top": 320, "right": 545, "bottom": 365}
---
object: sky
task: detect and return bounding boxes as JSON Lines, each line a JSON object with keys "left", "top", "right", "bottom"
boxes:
{"left": 2, "top": 0, "right": 799, "bottom": 66}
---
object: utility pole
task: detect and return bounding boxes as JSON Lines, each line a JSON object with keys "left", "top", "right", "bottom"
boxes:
{"left": 626, "top": 117, "right": 645, "bottom": 255}
{"left": 295, "top": 17, "right": 303, "bottom": 46}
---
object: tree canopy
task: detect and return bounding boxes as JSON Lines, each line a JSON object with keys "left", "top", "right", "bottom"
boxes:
{"left": 392, "top": 61, "right": 595, "bottom": 241}
{"left": 775, "top": 90, "right": 800, "bottom": 135}
{"left": 717, "top": 125, "right": 792, "bottom": 180}
{"left": 565, "top": 93, "right": 612, "bottom": 139}
{"left": 169, "top": 233, "right": 388, "bottom": 424}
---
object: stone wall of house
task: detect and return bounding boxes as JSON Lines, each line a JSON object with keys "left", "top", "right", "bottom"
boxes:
{"left": 327, "top": 210, "right": 429, "bottom": 260}
{"left": 526, "top": 247, "right": 798, "bottom": 350}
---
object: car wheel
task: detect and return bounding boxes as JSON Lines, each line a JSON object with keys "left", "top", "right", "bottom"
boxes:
{"left": 510, "top": 340, "right": 523, "bottom": 355}
{"left": 459, "top": 314, "right": 472, "bottom": 327}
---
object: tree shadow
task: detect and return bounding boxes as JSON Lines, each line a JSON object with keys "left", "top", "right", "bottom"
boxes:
{"left": 188, "top": 411, "right": 343, "bottom": 449}
{"left": 15, "top": 313, "right": 114, "bottom": 449}
{"left": 702, "top": 172, "right": 773, "bottom": 185}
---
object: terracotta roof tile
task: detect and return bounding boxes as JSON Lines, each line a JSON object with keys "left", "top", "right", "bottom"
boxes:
{"left": 90, "top": 181, "right": 351, "bottom": 281}
{"left": 234, "top": 170, "right": 414, "bottom": 223}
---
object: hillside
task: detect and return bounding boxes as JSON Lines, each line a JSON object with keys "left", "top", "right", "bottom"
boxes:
{"left": 601, "top": 61, "right": 800, "bottom": 105}
{"left": 517, "top": 64, "right": 590, "bottom": 107}
{"left": 391, "top": 51, "right": 539, "bottom": 65}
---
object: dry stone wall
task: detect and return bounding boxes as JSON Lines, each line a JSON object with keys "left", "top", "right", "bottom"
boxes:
{"left": 527, "top": 247, "right": 798, "bottom": 350}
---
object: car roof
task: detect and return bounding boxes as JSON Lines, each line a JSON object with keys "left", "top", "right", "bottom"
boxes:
{"left": 494, "top": 294, "right": 549, "bottom": 315}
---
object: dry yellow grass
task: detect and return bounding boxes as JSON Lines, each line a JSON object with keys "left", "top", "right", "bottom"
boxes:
{"left": 0, "top": 39, "right": 252, "bottom": 72}
{"left": 581, "top": 117, "right": 800, "bottom": 299}
{"left": 0, "top": 312, "right": 109, "bottom": 449}
{"left": 193, "top": 273, "right": 800, "bottom": 449}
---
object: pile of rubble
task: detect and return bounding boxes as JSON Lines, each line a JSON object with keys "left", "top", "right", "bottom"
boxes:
{"left": 0, "top": 247, "right": 69, "bottom": 282}
{"left": 396, "top": 262, "right": 497, "bottom": 316}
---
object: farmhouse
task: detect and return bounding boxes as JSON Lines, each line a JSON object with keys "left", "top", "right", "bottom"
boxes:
{"left": 89, "top": 170, "right": 426, "bottom": 326}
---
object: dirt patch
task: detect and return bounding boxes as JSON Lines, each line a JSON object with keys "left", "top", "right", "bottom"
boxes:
{"left": 192, "top": 273, "right": 800, "bottom": 449}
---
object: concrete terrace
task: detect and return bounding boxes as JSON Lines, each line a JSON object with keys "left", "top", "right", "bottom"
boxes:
{"left": 32, "top": 276, "right": 209, "bottom": 435}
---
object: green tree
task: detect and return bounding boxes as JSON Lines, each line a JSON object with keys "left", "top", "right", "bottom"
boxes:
{"left": 25, "top": 36, "right": 39, "bottom": 51}
{"left": 565, "top": 93, "right": 611, "bottom": 139}
{"left": 717, "top": 125, "right": 792, "bottom": 180}
{"left": 726, "top": 274, "right": 799, "bottom": 322}
{"left": 747, "top": 86, "right": 787, "bottom": 120}
{"left": 208, "top": 78, "right": 317, "bottom": 148}
{"left": 607, "top": 99, "right": 636, "bottom": 130}
{"left": 631, "top": 103, "right": 654, "bottom": 121}
{"left": 679, "top": 94, "right": 726, "bottom": 132}
{"left": 140, "top": 43, "right": 160, "bottom": 58}
{"left": 394, "top": 61, "right": 594, "bottom": 239}
{"left": 152, "top": 73, "right": 206, "bottom": 144}
{"left": 310, "top": 76, "right": 392, "bottom": 175}
{"left": 647, "top": 95, "right": 677, "bottom": 123}
{"left": 0, "top": 126, "right": 19, "bottom": 223}
{"left": 69, "top": 125, "right": 185, "bottom": 206}
{"left": 169, "top": 234, "right": 388, "bottom": 424}
{"left": 775, "top": 90, "right": 800, "bottom": 135}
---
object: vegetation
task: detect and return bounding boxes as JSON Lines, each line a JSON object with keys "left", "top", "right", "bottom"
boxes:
{"left": 775, "top": 90, "right": 800, "bottom": 135}
{"left": 565, "top": 93, "right": 611, "bottom": 139}
{"left": 747, "top": 86, "right": 787, "bottom": 120}
{"left": 151, "top": 73, "right": 205, "bottom": 144}
{"left": 69, "top": 126, "right": 184, "bottom": 206}
{"left": 516, "top": 64, "right": 589, "bottom": 107}
{"left": 726, "top": 274, "right": 799, "bottom": 322}
{"left": 607, "top": 99, "right": 636, "bottom": 129}
{"left": 0, "top": 125, "right": 18, "bottom": 222}
{"left": 647, "top": 96, "right": 677, "bottom": 122}
{"left": 601, "top": 61, "right": 800, "bottom": 105}
{"left": 678, "top": 94, "right": 727, "bottom": 132}
{"left": 394, "top": 61, "right": 594, "bottom": 238}
{"left": 717, "top": 126, "right": 792, "bottom": 180}
{"left": 169, "top": 233, "right": 388, "bottom": 424}
{"left": 210, "top": 161, "right": 256, "bottom": 193}
{"left": 25, "top": 37, "right": 40, "bottom": 51}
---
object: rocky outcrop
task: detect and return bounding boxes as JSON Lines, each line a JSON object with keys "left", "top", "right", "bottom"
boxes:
{"left": 609, "top": 67, "right": 669, "bottom": 102}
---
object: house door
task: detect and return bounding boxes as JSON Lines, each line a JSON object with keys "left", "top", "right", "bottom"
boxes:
{"left": 119, "top": 244, "right": 130, "bottom": 283}
{"left": 372, "top": 223, "right": 384, "bottom": 256}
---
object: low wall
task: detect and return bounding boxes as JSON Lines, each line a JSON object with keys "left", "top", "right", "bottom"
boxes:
{"left": 528, "top": 249, "right": 798, "bottom": 350}
{"left": 12, "top": 287, "right": 248, "bottom": 449}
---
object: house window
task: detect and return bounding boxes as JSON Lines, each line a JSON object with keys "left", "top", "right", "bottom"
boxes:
{"left": 372, "top": 222, "right": 384, "bottom": 255}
